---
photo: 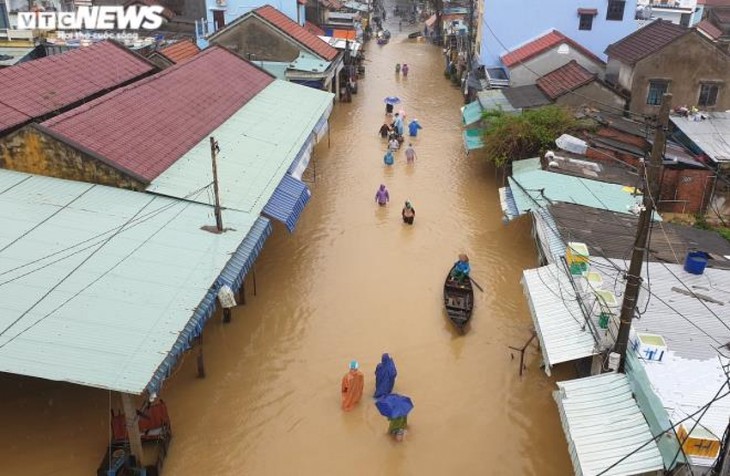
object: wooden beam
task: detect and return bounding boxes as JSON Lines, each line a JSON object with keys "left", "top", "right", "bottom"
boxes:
{"left": 120, "top": 393, "right": 144, "bottom": 466}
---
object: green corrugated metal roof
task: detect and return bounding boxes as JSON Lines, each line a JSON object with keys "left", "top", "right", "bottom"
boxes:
{"left": 147, "top": 80, "right": 334, "bottom": 213}
{"left": 0, "top": 169, "right": 258, "bottom": 394}
{"left": 288, "top": 51, "right": 331, "bottom": 73}
{"left": 463, "top": 128, "right": 484, "bottom": 151}
{"left": 461, "top": 100, "right": 482, "bottom": 126}
{"left": 258, "top": 61, "right": 290, "bottom": 79}
{"left": 509, "top": 158, "right": 656, "bottom": 218}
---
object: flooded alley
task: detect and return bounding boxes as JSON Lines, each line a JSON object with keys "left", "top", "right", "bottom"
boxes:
{"left": 0, "top": 20, "right": 573, "bottom": 476}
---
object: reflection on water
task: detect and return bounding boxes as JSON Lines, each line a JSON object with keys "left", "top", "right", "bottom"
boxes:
{"left": 0, "top": 18, "right": 574, "bottom": 476}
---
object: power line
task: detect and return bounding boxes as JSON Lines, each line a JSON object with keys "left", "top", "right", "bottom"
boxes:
{"left": 480, "top": 19, "right": 651, "bottom": 120}
{"left": 596, "top": 382, "right": 730, "bottom": 476}
{"left": 0, "top": 194, "right": 196, "bottom": 352}
{"left": 0, "top": 195, "right": 157, "bottom": 343}
{"left": 0, "top": 182, "right": 214, "bottom": 285}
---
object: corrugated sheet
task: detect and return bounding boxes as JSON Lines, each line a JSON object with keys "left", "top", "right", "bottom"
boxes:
{"left": 147, "top": 80, "right": 334, "bottom": 214}
{"left": 263, "top": 175, "right": 311, "bottom": 232}
{"left": 0, "top": 170, "right": 259, "bottom": 394}
{"left": 289, "top": 51, "right": 331, "bottom": 73}
{"left": 498, "top": 186, "right": 519, "bottom": 221}
{"left": 461, "top": 100, "right": 482, "bottom": 126}
{"left": 0, "top": 46, "right": 35, "bottom": 67}
{"left": 532, "top": 207, "right": 566, "bottom": 263}
{"left": 146, "top": 216, "right": 271, "bottom": 394}
{"left": 477, "top": 89, "right": 521, "bottom": 114}
{"left": 671, "top": 113, "right": 730, "bottom": 163}
{"left": 589, "top": 258, "right": 730, "bottom": 360}
{"left": 554, "top": 373, "right": 664, "bottom": 476}
{"left": 463, "top": 129, "right": 484, "bottom": 152}
{"left": 522, "top": 264, "right": 597, "bottom": 374}
{"left": 509, "top": 158, "right": 647, "bottom": 217}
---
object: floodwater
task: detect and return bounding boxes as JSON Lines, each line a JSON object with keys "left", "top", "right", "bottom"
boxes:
{"left": 0, "top": 16, "right": 575, "bottom": 476}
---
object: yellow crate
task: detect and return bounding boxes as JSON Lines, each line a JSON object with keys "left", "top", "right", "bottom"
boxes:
{"left": 677, "top": 424, "right": 720, "bottom": 459}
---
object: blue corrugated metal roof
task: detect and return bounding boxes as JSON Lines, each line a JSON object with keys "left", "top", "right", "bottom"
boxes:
{"left": 463, "top": 129, "right": 484, "bottom": 152}
{"left": 263, "top": 175, "right": 311, "bottom": 232}
{"left": 461, "top": 100, "right": 482, "bottom": 126}
{"left": 498, "top": 186, "right": 519, "bottom": 221}
{"left": 555, "top": 373, "right": 664, "bottom": 476}
{"left": 146, "top": 216, "right": 272, "bottom": 394}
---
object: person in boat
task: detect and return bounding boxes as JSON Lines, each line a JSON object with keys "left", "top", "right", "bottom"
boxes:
{"left": 341, "top": 360, "right": 364, "bottom": 412}
{"left": 451, "top": 254, "right": 470, "bottom": 282}
{"left": 388, "top": 136, "right": 400, "bottom": 152}
{"left": 402, "top": 63, "right": 409, "bottom": 77}
{"left": 384, "top": 149, "right": 395, "bottom": 166}
{"left": 388, "top": 416, "right": 408, "bottom": 441}
{"left": 402, "top": 201, "right": 415, "bottom": 225}
{"left": 408, "top": 118, "right": 422, "bottom": 137}
{"left": 405, "top": 143, "right": 416, "bottom": 163}
{"left": 379, "top": 122, "right": 392, "bottom": 138}
{"left": 374, "top": 353, "right": 397, "bottom": 398}
{"left": 375, "top": 184, "right": 390, "bottom": 205}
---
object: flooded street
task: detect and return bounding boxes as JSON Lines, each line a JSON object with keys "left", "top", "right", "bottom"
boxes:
{"left": 0, "top": 20, "right": 573, "bottom": 476}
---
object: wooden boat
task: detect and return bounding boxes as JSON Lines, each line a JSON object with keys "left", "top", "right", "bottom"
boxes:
{"left": 443, "top": 265, "right": 474, "bottom": 331}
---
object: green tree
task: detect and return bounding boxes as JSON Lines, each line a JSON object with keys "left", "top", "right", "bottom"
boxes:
{"left": 480, "top": 105, "right": 588, "bottom": 167}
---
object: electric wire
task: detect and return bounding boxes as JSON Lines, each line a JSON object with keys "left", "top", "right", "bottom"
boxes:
{"left": 595, "top": 385, "right": 730, "bottom": 476}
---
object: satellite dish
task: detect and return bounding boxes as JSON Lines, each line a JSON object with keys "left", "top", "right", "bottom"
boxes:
{"left": 557, "top": 44, "right": 570, "bottom": 55}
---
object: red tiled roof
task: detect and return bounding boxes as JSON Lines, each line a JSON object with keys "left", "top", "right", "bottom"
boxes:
{"left": 536, "top": 60, "right": 596, "bottom": 100}
{"left": 304, "top": 21, "right": 326, "bottom": 36}
{"left": 42, "top": 46, "right": 274, "bottom": 182}
{"left": 0, "top": 41, "right": 156, "bottom": 134}
{"left": 501, "top": 30, "right": 604, "bottom": 68}
{"left": 697, "top": 19, "right": 723, "bottom": 40}
{"left": 605, "top": 19, "right": 687, "bottom": 64}
{"left": 714, "top": 7, "right": 730, "bottom": 22}
{"left": 159, "top": 40, "right": 200, "bottom": 64}
{"left": 255, "top": 5, "right": 338, "bottom": 61}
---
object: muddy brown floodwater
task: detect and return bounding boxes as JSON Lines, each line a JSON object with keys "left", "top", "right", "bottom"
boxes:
{"left": 0, "top": 16, "right": 576, "bottom": 476}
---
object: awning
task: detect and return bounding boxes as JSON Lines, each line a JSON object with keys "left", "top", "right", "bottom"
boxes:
{"left": 577, "top": 7, "right": 598, "bottom": 15}
{"left": 263, "top": 175, "right": 311, "bottom": 232}
{"left": 146, "top": 216, "right": 272, "bottom": 394}
{"left": 461, "top": 100, "right": 483, "bottom": 126}
{"left": 463, "top": 128, "right": 484, "bottom": 152}
{"left": 499, "top": 186, "right": 520, "bottom": 221}
{"left": 554, "top": 373, "right": 664, "bottom": 476}
{"left": 521, "top": 264, "right": 597, "bottom": 375}
{"left": 288, "top": 138, "right": 314, "bottom": 180}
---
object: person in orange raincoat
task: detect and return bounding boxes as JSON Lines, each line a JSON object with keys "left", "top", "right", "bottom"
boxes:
{"left": 341, "top": 360, "right": 364, "bottom": 411}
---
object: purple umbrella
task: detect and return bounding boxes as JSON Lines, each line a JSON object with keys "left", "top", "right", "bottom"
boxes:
{"left": 384, "top": 96, "right": 401, "bottom": 105}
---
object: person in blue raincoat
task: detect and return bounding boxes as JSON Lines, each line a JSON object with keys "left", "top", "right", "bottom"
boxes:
{"left": 392, "top": 113, "right": 404, "bottom": 136}
{"left": 374, "top": 353, "right": 397, "bottom": 398}
{"left": 384, "top": 149, "right": 395, "bottom": 166}
{"left": 408, "top": 119, "right": 422, "bottom": 137}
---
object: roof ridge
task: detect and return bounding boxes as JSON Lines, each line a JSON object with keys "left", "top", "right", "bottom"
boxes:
{"left": 605, "top": 18, "right": 688, "bottom": 62}
{"left": 44, "top": 46, "right": 229, "bottom": 127}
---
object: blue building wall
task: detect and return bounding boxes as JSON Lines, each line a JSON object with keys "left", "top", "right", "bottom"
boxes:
{"left": 479, "top": 0, "right": 638, "bottom": 67}
{"left": 205, "top": 0, "right": 301, "bottom": 32}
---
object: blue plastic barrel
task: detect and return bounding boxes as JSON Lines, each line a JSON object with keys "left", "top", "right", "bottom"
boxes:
{"left": 684, "top": 251, "right": 708, "bottom": 275}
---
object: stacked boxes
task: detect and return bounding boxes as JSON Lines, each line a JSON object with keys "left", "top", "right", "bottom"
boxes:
{"left": 630, "top": 332, "right": 667, "bottom": 362}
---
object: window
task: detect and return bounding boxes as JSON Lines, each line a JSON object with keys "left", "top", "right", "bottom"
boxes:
{"left": 579, "top": 13, "right": 594, "bottom": 30}
{"left": 647, "top": 80, "right": 668, "bottom": 105}
{"left": 606, "top": 0, "right": 626, "bottom": 21}
{"left": 698, "top": 83, "right": 720, "bottom": 107}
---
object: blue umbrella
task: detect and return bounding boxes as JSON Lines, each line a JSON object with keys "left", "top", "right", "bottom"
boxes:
{"left": 384, "top": 96, "right": 401, "bottom": 105}
{"left": 375, "top": 393, "right": 414, "bottom": 419}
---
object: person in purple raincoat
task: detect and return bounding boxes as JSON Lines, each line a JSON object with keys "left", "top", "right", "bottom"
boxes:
{"left": 375, "top": 184, "right": 390, "bottom": 206}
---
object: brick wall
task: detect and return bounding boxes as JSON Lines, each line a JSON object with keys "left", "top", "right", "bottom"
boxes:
{"left": 659, "top": 167, "right": 714, "bottom": 214}
{"left": 0, "top": 126, "right": 146, "bottom": 190}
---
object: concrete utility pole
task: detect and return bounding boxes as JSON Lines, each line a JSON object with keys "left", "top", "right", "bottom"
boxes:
{"left": 209, "top": 137, "right": 223, "bottom": 232}
{"left": 615, "top": 93, "right": 672, "bottom": 373}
